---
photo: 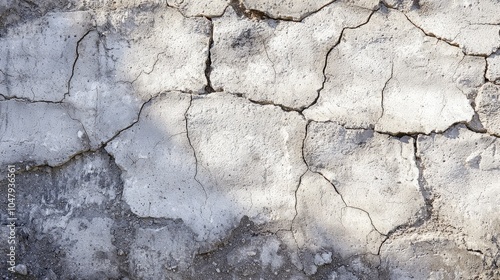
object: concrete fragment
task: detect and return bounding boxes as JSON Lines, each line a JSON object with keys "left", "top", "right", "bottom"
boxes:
{"left": 487, "top": 52, "right": 500, "bottom": 84}
{"left": 66, "top": 6, "right": 210, "bottom": 147}
{"left": 187, "top": 92, "right": 307, "bottom": 239}
{"left": 380, "top": 233, "right": 485, "bottom": 279}
{"left": 211, "top": 2, "right": 372, "bottom": 109}
{"left": 418, "top": 125, "right": 500, "bottom": 258}
{"left": 64, "top": 31, "right": 142, "bottom": 149}
{"left": 399, "top": 0, "right": 500, "bottom": 55}
{"left": 97, "top": 6, "right": 210, "bottom": 95}
{"left": 293, "top": 171, "right": 384, "bottom": 274}
{"left": 304, "top": 10, "right": 476, "bottom": 134}
{"left": 0, "top": 100, "right": 87, "bottom": 166}
{"left": 476, "top": 83, "right": 500, "bottom": 136}
{"left": 168, "top": 0, "right": 229, "bottom": 17}
{"left": 106, "top": 92, "right": 208, "bottom": 238}
{"left": 304, "top": 122, "right": 424, "bottom": 234}
{"left": 0, "top": 12, "right": 94, "bottom": 101}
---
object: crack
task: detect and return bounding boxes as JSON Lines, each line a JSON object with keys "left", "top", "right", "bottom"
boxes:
{"left": 399, "top": 12, "right": 462, "bottom": 51}
{"left": 247, "top": 98, "right": 301, "bottom": 113}
{"left": 262, "top": 39, "right": 277, "bottom": 84}
{"left": 287, "top": 120, "right": 314, "bottom": 275}
{"left": 301, "top": 8, "right": 378, "bottom": 112}
{"left": 165, "top": 1, "right": 226, "bottom": 19}
{"left": 204, "top": 17, "right": 215, "bottom": 93}
{"left": 167, "top": 0, "right": 347, "bottom": 22}
{"left": 301, "top": 121, "right": 385, "bottom": 238}
{"left": 62, "top": 29, "right": 95, "bottom": 102}
{"left": 485, "top": 56, "right": 492, "bottom": 83}
{"left": 466, "top": 248, "right": 485, "bottom": 255}
{"left": 229, "top": 0, "right": 338, "bottom": 22}
{"left": 184, "top": 95, "right": 209, "bottom": 208}
{"left": 375, "top": 135, "right": 434, "bottom": 255}
{"left": 0, "top": 93, "right": 64, "bottom": 104}
{"left": 14, "top": 94, "right": 156, "bottom": 172}
{"left": 102, "top": 95, "right": 155, "bottom": 147}
{"left": 412, "top": 135, "right": 433, "bottom": 223}
{"left": 389, "top": 5, "right": 496, "bottom": 57}
{"left": 116, "top": 51, "right": 166, "bottom": 85}
{"left": 377, "top": 62, "right": 394, "bottom": 123}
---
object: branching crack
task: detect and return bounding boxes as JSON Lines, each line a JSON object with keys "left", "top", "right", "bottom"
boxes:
{"left": 17, "top": 94, "right": 155, "bottom": 172}
{"left": 301, "top": 121, "right": 385, "bottom": 239}
{"left": 301, "top": 8, "right": 378, "bottom": 112}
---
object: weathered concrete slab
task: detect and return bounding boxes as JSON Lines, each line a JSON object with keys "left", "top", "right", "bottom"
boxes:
{"left": 211, "top": 2, "right": 372, "bottom": 109}
{"left": 105, "top": 92, "right": 209, "bottom": 238}
{"left": 0, "top": 12, "right": 94, "bottom": 101}
{"left": 380, "top": 233, "right": 487, "bottom": 279}
{"left": 304, "top": 9, "right": 479, "bottom": 134}
{"left": 187, "top": 92, "right": 307, "bottom": 239}
{"left": 476, "top": 83, "right": 500, "bottom": 136}
{"left": 0, "top": 100, "right": 88, "bottom": 166}
{"left": 389, "top": 0, "right": 500, "bottom": 56}
{"left": 1, "top": 1, "right": 499, "bottom": 278}
{"left": 293, "top": 171, "right": 384, "bottom": 275}
{"left": 418, "top": 125, "right": 500, "bottom": 259}
{"left": 304, "top": 121, "right": 424, "bottom": 234}
{"left": 129, "top": 224, "right": 199, "bottom": 279}
{"left": 487, "top": 52, "right": 500, "bottom": 84}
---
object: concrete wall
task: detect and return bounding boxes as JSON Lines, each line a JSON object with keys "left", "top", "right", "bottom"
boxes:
{"left": 1, "top": 0, "right": 499, "bottom": 279}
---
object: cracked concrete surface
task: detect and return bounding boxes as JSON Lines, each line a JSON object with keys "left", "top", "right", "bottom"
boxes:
{"left": 1, "top": 0, "right": 500, "bottom": 279}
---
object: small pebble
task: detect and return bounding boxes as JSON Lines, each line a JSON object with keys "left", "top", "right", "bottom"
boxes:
{"left": 15, "top": 264, "right": 28, "bottom": 275}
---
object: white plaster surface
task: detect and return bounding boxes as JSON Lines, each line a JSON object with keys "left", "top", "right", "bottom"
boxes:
{"left": 1, "top": 0, "right": 500, "bottom": 278}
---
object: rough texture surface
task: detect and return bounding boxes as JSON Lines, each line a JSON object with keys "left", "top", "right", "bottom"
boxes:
{"left": 304, "top": 122, "right": 424, "bottom": 234}
{"left": 303, "top": 9, "right": 480, "bottom": 134}
{"left": 389, "top": 0, "right": 500, "bottom": 56}
{"left": 1, "top": 0, "right": 500, "bottom": 279}
{"left": 477, "top": 83, "right": 500, "bottom": 136}
{"left": 211, "top": 2, "right": 373, "bottom": 109}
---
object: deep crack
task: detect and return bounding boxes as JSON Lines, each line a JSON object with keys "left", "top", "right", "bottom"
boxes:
{"left": 63, "top": 29, "right": 95, "bottom": 102}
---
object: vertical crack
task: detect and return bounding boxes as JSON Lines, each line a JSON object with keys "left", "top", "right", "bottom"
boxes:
{"left": 413, "top": 135, "right": 433, "bottom": 222}
{"left": 378, "top": 62, "right": 394, "bottom": 123}
{"left": 376, "top": 134, "right": 433, "bottom": 255}
{"left": 184, "top": 95, "right": 209, "bottom": 207}
{"left": 204, "top": 17, "right": 215, "bottom": 93}
{"left": 62, "top": 29, "right": 95, "bottom": 102}
{"left": 262, "top": 38, "right": 277, "bottom": 83}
